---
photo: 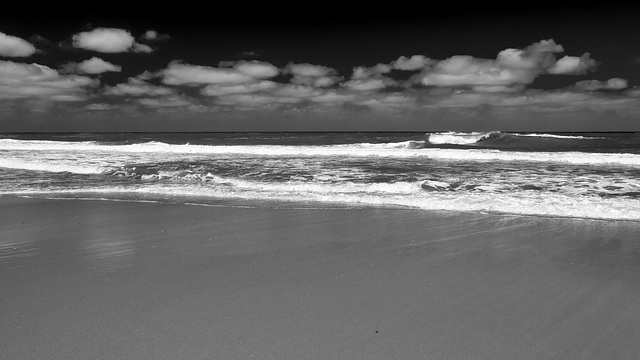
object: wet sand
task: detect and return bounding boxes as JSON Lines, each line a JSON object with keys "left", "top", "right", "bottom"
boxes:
{"left": 2, "top": 197, "right": 640, "bottom": 360}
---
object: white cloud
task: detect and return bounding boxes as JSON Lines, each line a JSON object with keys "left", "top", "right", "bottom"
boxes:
{"left": 526, "top": 39, "right": 564, "bottom": 53}
{"left": 159, "top": 61, "right": 280, "bottom": 86}
{"left": 73, "top": 28, "right": 134, "bottom": 53}
{"left": 496, "top": 49, "right": 544, "bottom": 70}
{"left": 351, "top": 64, "right": 392, "bottom": 79}
{"left": 86, "top": 103, "right": 112, "bottom": 110}
{"left": 626, "top": 87, "right": 640, "bottom": 97}
{"left": 421, "top": 55, "right": 534, "bottom": 87}
{"left": 392, "top": 55, "right": 433, "bottom": 71}
{"left": 0, "top": 60, "right": 96, "bottom": 99}
{"left": 160, "top": 61, "right": 254, "bottom": 85}
{"left": 547, "top": 54, "right": 597, "bottom": 75}
{"left": 65, "top": 57, "right": 122, "bottom": 74}
{"left": 104, "top": 77, "right": 175, "bottom": 96}
{"left": 72, "top": 28, "right": 153, "bottom": 53}
{"left": 310, "top": 91, "right": 356, "bottom": 103}
{"left": 140, "top": 30, "right": 169, "bottom": 42}
{"left": 575, "top": 78, "right": 628, "bottom": 91}
{"left": 417, "top": 39, "right": 596, "bottom": 88}
{"left": 285, "top": 63, "right": 341, "bottom": 87}
{"left": 132, "top": 43, "right": 153, "bottom": 53}
{"left": 342, "top": 78, "right": 394, "bottom": 91}
{"left": 471, "top": 85, "right": 525, "bottom": 93}
{"left": 138, "top": 96, "right": 192, "bottom": 107}
{"left": 285, "top": 63, "right": 334, "bottom": 77}
{"left": 272, "top": 84, "right": 319, "bottom": 98}
{"left": 143, "top": 30, "right": 159, "bottom": 41}
{"left": 0, "top": 31, "right": 36, "bottom": 57}
{"left": 231, "top": 60, "right": 279, "bottom": 79}
{"left": 201, "top": 81, "right": 278, "bottom": 96}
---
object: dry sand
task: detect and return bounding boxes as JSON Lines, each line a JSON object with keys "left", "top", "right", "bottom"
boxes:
{"left": 1, "top": 196, "right": 640, "bottom": 359}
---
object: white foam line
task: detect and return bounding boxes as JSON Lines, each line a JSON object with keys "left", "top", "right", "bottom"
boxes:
{"left": 2, "top": 139, "right": 640, "bottom": 168}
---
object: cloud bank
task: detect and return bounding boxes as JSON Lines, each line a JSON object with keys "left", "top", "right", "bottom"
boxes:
{"left": 0, "top": 60, "right": 96, "bottom": 100}
{"left": 2, "top": 30, "right": 638, "bottom": 131}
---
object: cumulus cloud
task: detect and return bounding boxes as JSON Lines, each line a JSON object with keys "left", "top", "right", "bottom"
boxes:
{"left": 228, "top": 60, "right": 279, "bottom": 79}
{"left": 201, "top": 81, "right": 278, "bottom": 96}
{"left": 0, "top": 31, "right": 36, "bottom": 57}
{"left": 420, "top": 55, "right": 534, "bottom": 87}
{"left": 272, "top": 84, "right": 320, "bottom": 98}
{"left": 138, "top": 96, "right": 192, "bottom": 107}
{"left": 72, "top": 28, "right": 152, "bottom": 53}
{"left": 212, "top": 84, "right": 355, "bottom": 108}
{"left": 104, "top": 77, "right": 175, "bottom": 96}
{"left": 417, "top": 39, "right": 596, "bottom": 90}
{"left": 0, "top": 60, "right": 96, "bottom": 99}
{"left": 351, "top": 64, "right": 392, "bottom": 80}
{"left": 64, "top": 57, "right": 121, "bottom": 74}
{"left": 86, "top": 103, "right": 112, "bottom": 110}
{"left": 471, "top": 85, "right": 525, "bottom": 93}
{"left": 342, "top": 78, "right": 394, "bottom": 91}
{"left": 575, "top": 78, "right": 628, "bottom": 91}
{"left": 392, "top": 55, "right": 434, "bottom": 71}
{"left": 140, "top": 30, "right": 170, "bottom": 42}
{"left": 547, "top": 54, "right": 597, "bottom": 75}
{"left": 214, "top": 93, "right": 274, "bottom": 107}
{"left": 310, "top": 91, "right": 356, "bottom": 103}
{"left": 132, "top": 43, "right": 153, "bottom": 53}
{"left": 160, "top": 61, "right": 279, "bottom": 86}
{"left": 161, "top": 61, "right": 253, "bottom": 85}
{"left": 284, "top": 63, "right": 342, "bottom": 87}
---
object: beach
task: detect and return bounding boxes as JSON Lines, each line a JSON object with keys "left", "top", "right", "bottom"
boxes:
{"left": 2, "top": 197, "right": 640, "bottom": 360}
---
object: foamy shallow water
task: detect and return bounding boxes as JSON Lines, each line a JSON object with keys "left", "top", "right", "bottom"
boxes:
{"left": 2, "top": 132, "right": 640, "bottom": 221}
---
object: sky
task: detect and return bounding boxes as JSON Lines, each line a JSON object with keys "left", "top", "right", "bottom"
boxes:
{"left": 1, "top": 4, "right": 640, "bottom": 132}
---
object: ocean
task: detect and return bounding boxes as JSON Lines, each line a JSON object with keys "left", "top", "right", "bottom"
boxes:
{"left": 1, "top": 131, "right": 640, "bottom": 221}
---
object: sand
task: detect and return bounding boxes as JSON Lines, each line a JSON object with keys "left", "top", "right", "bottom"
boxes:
{"left": 2, "top": 197, "right": 640, "bottom": 360}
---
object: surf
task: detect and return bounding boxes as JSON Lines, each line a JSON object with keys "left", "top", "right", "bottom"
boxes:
{"left": 426, "top": 131, "right": 498, "bottom": 145}
{"left": 3, "top": 139, "right": 640, "bottom": 168}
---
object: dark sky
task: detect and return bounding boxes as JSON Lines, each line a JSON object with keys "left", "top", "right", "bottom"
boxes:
{"left": 1, "top": 4, "right": 640, "bottom": 132}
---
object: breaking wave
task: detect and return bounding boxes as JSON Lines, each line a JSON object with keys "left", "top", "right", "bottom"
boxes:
{"left": 427, "top": 131, "right": 497, "bottom": 145}
{"left": 3, "top": 138, "right": 640, "bottom": 168}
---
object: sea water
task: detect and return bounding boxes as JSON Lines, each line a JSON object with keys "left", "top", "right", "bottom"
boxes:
{"left": 1, "top": 131, "right": 640, "bottom": 220}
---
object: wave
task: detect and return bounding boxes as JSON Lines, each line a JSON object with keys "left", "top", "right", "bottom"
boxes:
{"left": 427, "top": 131, "right": 497, "bottom": 145}
{"left": 0, "top": 158, "right": 113, "bottom": 174}
{"left": 3, "top": 139, "right": 640, "bottom": 168}
{"left": 425, "top": 131, "right": 609, "bottom": 149}
{"left": 515, "top": 133, "right": 601, "bottom": 140}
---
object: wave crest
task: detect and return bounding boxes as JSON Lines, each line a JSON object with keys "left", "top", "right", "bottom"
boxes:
{"left": 426, "top": 131, "right": 498, "bottom": 145}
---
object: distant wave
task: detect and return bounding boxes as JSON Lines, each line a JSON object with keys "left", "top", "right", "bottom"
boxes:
{"left": 515, "top": 133, "right": 602, "bottom": 140}
{"left": 3, "top": 138, "right": 640, "bottom": 168}
{"left": 426, "top": 131, "right": 606, "bottom": 146}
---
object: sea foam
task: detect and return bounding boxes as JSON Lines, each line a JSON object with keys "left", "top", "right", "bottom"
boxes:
{"left": 5, "top": 181, "right": 640, "bottom": 221}
{"left": 3, "top": 138, "right": 640, "bottom": 167}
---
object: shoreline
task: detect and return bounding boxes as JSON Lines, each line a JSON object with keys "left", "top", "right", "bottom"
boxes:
{"left": 3, "top": 194, "right": 640, "bottom": 224}
{"left": 2, "top": 197, "right": 640, "bottom": 359}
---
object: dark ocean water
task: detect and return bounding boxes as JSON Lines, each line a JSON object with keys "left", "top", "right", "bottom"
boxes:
{"left": 2, "top": 131, "right": 640, "bottom": 220}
